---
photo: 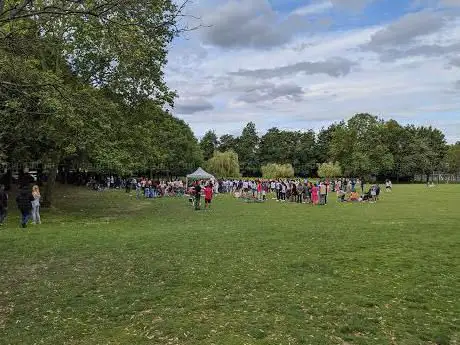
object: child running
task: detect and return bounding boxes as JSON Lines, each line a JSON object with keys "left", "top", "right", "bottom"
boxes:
{"left": 204, "top": 182, "right": 213, "bottom": 209}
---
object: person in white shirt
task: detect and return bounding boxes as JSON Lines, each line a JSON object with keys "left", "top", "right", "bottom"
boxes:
{"left": 385, "top": 179, "right": 392, "bottom": 192}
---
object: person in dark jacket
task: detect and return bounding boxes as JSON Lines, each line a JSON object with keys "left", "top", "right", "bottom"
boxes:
{"left": 0, "top": 185, "right": 8, "bottom": 226}
{"left": 16, "top": 186, "right": 34, "bottom": 228}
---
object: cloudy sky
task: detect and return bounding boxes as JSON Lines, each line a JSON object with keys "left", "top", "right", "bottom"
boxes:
{"left": 165, "top": 0, "right": 460, "bottom": 143}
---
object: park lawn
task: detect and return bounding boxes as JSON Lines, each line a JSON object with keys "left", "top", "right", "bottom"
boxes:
{"left": 0, "top": 185, "right": 459, "bottom": 345}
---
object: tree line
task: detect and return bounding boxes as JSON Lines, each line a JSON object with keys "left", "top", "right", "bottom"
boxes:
{"left": 200, "top": 114, "right": 460, "bottom": 180}
{"left": 0, "top": 0, "right": 203, "bottom": 205}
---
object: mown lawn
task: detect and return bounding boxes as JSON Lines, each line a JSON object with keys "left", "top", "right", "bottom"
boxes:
{"left": 0, "top": 184, "right": 459, "bottom": 345}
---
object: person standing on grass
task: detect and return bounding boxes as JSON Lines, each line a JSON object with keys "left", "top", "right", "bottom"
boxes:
{"left": 16, "top": 186, "right": 34, "bottom": 228}
{"left": 324, "top": 180, "right": 329, "bottom": 204}
{"left": 193, "top": 181, "right": 202, "bottom": 210}
{"left": 311, "top": 183, "right": 319, "bottom": 205}
{"left": 256, "top": 180, "right": 262, "bottom": 200}
{"left": 31, "top": 185, "right": 41, "bottom": 225}
{"left": 346, "top": 180, "right": 352, "bottom": 193}
{"left": 297, "top": 182, "right": 304, "bottom": 203}
{"left": 385, "top": 179, "right": 392, "bottom": 192}
{"left": 135, "top": 179, "right": 141, "bottom": 199}
{"left": 204, "top": 183, "right": 213, "bottom": 209}
{"left": 280, "top": 182, "right": 287, "bottom": 201}
{"left": 291, "top": 182, "right": 297, "bottom": 203}
{"left": 251, "top": 180, "right": 257, "bottom": 198}
{"left": 370, "top": 185, "right": 377, "bottom": 202}
{"left": 0, "top": 185, "right": 8, "bottom": 226}
{"left": 319, "top": 182, "right": 327, "bottom": 205}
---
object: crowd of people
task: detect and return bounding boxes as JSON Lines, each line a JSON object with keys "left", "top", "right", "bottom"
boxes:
{"left": 198, "top": 178, "right": 390, "bottom": 204}
{"left": 0, "top": 184, "right": 41, "bottom": 228}
{"left": 86, "top": 176, "right": 188, "bottom": 198}
{"left": 131, "top": 178, "right": 186, "bottom": 199}
{"left": 87, "top": 175, "right": 393, "bottom": 207}
{"left": 0, "top": 175, "right": 393, "bottom": 226}
{"left": 184, "top": 178, "right": 392, "bottom": 206}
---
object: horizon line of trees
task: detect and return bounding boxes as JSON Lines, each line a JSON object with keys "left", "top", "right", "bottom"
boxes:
{"left": 0, "top": 0, "right": 202, "bottom": 206}
{"left": 200, "top": 113, "right": 460, "bottom": 181}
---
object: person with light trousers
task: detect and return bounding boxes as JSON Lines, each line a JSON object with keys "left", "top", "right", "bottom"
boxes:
{"left": 31, "top": 185, "right": 41, "bottom": 224}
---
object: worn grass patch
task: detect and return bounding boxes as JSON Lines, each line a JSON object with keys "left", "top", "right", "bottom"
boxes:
{"left": 0, "top": 184, "right": 459, "bottom": 344}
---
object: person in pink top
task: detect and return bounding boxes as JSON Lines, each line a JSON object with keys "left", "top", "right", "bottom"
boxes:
{"left": 204, "top": 183, "right": 213, "bottom": 209}
{"left": 256, "top": 181, "right": 262, "bottom": 200}
{"left": 311, "top": 183, "right": 319, "bottom": 205}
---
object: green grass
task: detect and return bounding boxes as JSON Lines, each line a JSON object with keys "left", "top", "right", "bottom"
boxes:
{"left": 0, "top": 185, "right": 459, "bottom": 345}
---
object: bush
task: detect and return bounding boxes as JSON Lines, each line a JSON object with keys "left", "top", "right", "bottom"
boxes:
{"left": 261, "top": 163, "right": 295, "bottom": 179}
{"left": 317, "top": 162, "right": 342, "bottom": 178}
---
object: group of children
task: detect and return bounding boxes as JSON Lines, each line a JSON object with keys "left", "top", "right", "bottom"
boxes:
{"left": 0, "top": 184, "right": 41, "bottom": 228}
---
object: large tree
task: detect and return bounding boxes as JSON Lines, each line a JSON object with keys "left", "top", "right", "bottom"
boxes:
{"left": 315, "top": 123, "right": 343, "bottom": 164}
{"left": 292, "top": 130, "right": 316, "bottom": 176}
{"left": 218, "top": 134, "right": 238, "bottom": 153}
{"left": 329, "top": 114, "right": 394, "bottom": 177}
{"left": 445, "top": 142, "right": 460, "bottom": 174}
{"left": 90, "top": 99, "right": 203, "bottom": 177}
{"left": 402, "top": 125, "right": 447, "bottom": 180}
{"left": 200, "top": 130, "right": 218, "bottom": 161}
{"left": 0, "top": 0, "right": 191, "bottom": 102}
{"left": 206, "top": 150, "right": 240, "bottom": 178}
{"left": 0, "top": 0, "right": 194, "bottom": 205}
{"left": 383, "top": 119, "right": 409, "bottom": 181}
{"left": 258, "top": 128, "right": 316, "bottom": 176}
{"left": 236, "top": 122, "right": 259, "bottom": 176}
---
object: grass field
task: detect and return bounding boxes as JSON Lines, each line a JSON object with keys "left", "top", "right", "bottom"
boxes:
{"left": 0, "top": 185, "right": 459, "bottom": 345}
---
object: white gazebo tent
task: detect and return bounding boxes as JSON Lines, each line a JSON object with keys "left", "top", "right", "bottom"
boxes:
{"left": 185, "top": 167, "right": 215, "bottom": 189}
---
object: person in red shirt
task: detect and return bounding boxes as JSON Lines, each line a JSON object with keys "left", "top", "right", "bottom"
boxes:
{"left": 204, "top": 182, "right": 213, "bottom": 209}
{"left": 256, "top": 180, "right": 262, "bottom": 200}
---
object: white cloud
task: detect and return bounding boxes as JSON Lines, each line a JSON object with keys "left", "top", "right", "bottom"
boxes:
{"left": 292, "top": 1, "right": 333, "bottom": 16}
{"left": 364, "top": 10, "right": 447, "bottom": 49}
{"left": 199, "top": 0, "right": 314, "bottom": 49}
{"left": 175, "top": 97, "right": 214, "bottom": 114}
{"left": 237, "top": 83, "right": 304, "bottom": 103}
{"left": 329, "top": 0, "right": 376, "bottom": 11}
{"left": 440, "top": 0, "right": 460, "bottom": 7}
{"left": 229, "top": 57, "right": 356, "bottom": 79}
{"left": 166, "top": 1, "right": 460, "bottom": 143}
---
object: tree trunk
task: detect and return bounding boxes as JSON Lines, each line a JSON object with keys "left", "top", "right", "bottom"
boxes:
{"left": 42, "top": 154, "right": 60, "bottom": 208}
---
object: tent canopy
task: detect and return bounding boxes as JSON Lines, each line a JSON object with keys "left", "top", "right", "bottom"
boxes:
{"left": 186, "top": 167, "right": 214, "bottom": 180}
